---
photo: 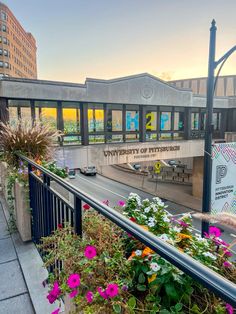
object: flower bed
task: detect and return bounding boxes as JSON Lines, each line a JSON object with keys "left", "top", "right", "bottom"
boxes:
{"left": 41, "top": 193, "right": 236, "bottom": 314}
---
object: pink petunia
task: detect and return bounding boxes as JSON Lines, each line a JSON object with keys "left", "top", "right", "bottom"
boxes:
{"left": 47, "top": 293, "right": 57, "bottom": 304}
{"left": 223, "top": 248, "right": 233, "bottom": 257}
{"left": 84, "top": 245, "right": 97, "bottom": 259}
{"left": 51, "top": 309, "right": 60, "bottom": 314}
{"left": 177, "top": 220, "right": 189, "bottom": 228}
{"left": 102, "top": 200, "right": 109, "bottom": 206}
{"left": 209, "top": 226, "right": 221, "bottom": 237}
{"left": 47, "top": 281, "right": 61, "bottom": 304}
{"left": 67, "top": 274, "right": 80, "bottom": 289}
{"left": 86, "top": 291, "right": 94, "bottom": 303}
{"left": 69, "top": 290, "right": 79, "bottom": 298}
{"left": 97, "top": 287, "right": 108, "bottom": 299}
{"left": 117, "top": 200, "right": 125, "bottom": 207}
{"left": 226, "top": 303, "right": 234, "bottom": 314}
{"left": 223, "top": 261, "right": 232, "bottom": 268}
{"left": 105, "top": 283, "right": 119, "bottom": 298}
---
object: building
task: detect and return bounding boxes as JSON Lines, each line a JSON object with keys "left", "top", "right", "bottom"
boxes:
{"left": 170, "top": 75, "right": 236, "bottom": 97}
{"left": 0, "top": 2, "right": 37, "bottom": 79}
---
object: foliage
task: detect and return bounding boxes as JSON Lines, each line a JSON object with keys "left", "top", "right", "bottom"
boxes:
{"left": 0, "top": 119, "right": 60, "bottom": 167}
{"left": 41, "top": 195, "right": 236, "bottom": 314}
{"left": 41, "top": 161, "right": 68, "bottom": 178}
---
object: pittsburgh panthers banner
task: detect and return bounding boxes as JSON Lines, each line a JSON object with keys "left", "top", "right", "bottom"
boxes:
{"left": 211, "top": 142, "right": 236, "bottom": 214}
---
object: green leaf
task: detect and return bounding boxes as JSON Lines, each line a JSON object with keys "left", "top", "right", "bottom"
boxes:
{"left": 138, "top": 272, "right": 146, "bottom": 284}
{"left": 113, "top": 304, "right": 121, "bottom": 313}
{"left": 175, "top": 303, "right": 183, "bottom": 312}
{"left": 137, "top": 284, "right": 146, "bottom": 291}
{"left": 127, "top": 297, "right": 136, "bottom": 309}
{"left": 191, "top": 304, "right": 201, "bottom": 314}
{"left": 164, "top": 283, "right": 178, "bottom": 301}
{"left": 159, "top": 310, "right": 171, "bottom": 314}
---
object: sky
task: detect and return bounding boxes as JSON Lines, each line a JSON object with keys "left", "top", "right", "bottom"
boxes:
{"left": 4, "top": 0, "right": 236, "bottom": 83}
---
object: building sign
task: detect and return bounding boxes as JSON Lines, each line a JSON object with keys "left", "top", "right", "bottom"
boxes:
{"left": 211, "top": 142, "right": 236, "bottom": 214}
{"left": 104, "top": 145, "right": 180, "bottom": 158}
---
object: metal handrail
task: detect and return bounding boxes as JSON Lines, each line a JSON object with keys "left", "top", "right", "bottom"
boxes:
{"left": 18, "top": 153, "right": 236, "bottom": 306}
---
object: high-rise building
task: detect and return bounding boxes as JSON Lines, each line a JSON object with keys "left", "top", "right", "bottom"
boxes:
{"left": 0, "top": 2, "right": 37, "bottom": 78}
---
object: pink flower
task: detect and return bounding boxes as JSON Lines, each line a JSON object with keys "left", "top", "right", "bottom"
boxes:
{"left": 47, "top": 281, "right": 61, "bottom": 304}
{"left": 226, "top": 303, "right": 234, "bottom": 314}
{"left": 57, "top": 224, "right": 63, "bottom": 229}
{"left": 223, "top": 248, "right": 233, "bottom": 257}
{"left": 118, "top": 200, "right": 125, "bottom": 207}
{"left": 223, "top": 261, "right": 232, "bottom": 268}
{"left": 209, "top": 226, "right": 221, "bottom": 237}
{"left": 69, "top": 290, "right": 79, "bottom": 298}
{"left": 67, "top": 274, "right": 80, "bottom": 289}
{"left": 105, "top": 283, "right": 119, "bottom": 298}
{"left": 177, "top": 220, "right": 189, "bottom": 228}
{"left": 83, "top": 203, "right": 90, "bottom": 210}
{"left": 84, "top": 245, "right": 97, "bottom": 259}
{"left": 97, "top": 287, "right": 108, "bottom": 299}
{"left": 47, "top": 293, "right": 57, "bottom": 304}
{"left": 102, "top": 200, "right": 109, "bottom": 206}
{"left": 86, "top": 291, "right": 94, "bottom": 303}
{"left": 51, "top": 309, "right": 60, "bottom": 314}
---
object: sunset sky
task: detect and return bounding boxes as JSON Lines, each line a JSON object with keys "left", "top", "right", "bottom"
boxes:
{"left": 4, "top": 0, "right": 236, "bottom": 83}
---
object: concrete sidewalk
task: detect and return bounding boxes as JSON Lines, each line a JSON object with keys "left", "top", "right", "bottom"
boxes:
{"left": 0, "top": 195, "right": 61, "bottom": 314}
{"left": 0, "top": 199, "right": 34, "bottom": 314}
{"left": 100, "top": 165, "right": 202, "bottom": 211}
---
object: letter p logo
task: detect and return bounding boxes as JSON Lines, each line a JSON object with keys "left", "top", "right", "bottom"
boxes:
{"left": 216, "top": 165, "right": 227, "bottom": 184}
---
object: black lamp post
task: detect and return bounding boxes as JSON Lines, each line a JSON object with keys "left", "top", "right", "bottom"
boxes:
{"left": 201, "top": 20, "right": 236, "bottom": 237}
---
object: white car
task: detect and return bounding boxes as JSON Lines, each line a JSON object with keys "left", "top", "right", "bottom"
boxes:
{"left": 80, "top": 166, "right": 97, "bottom": 176}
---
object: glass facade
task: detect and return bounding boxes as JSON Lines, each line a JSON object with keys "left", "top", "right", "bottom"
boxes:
{"left": 5, "top": 98, "right": 227, "bottom": 145}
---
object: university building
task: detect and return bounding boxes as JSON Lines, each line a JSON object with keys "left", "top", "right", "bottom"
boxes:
{"left": 0, "top": 2, "right": 37, "bottom": 78}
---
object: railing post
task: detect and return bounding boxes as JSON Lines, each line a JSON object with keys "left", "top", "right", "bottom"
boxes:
{"left": 27, "top": 163, "right": 35, "bottom": 240}
{"left": 74, "top": 196, "right": 82, "bottom": 237}
{"left": 43, "top": 173, "right": 51, "bottom": 237}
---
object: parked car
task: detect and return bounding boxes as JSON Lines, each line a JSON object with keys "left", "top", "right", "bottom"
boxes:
{"left": 80, "top": 166, "right": 97, "bottom": 176}
{"left": 68, "top": 169, "right": 76, "bottom": 179}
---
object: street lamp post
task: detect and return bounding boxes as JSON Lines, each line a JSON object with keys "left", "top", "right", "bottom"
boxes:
{"left": 201, "top": 20, "right": 236, "bottom": 237}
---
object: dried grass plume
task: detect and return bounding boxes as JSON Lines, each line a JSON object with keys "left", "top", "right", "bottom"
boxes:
{"left": 194, "top": 212, "right": 236, "bottom": 230}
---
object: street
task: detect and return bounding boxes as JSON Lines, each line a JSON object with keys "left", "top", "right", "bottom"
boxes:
{"left": 69, "top": 172, "right": 236, "bottom": 254}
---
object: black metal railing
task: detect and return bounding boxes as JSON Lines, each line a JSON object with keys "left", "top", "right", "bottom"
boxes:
{"left": 19, "top": 154, "right": 236, "bottom": 307}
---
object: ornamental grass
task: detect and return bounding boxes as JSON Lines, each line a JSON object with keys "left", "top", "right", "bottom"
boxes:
{"left": 0, "top": 119, "right": 60, "bottom": 166}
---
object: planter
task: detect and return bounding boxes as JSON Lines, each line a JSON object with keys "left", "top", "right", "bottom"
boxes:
{"left": 64, "top": 294, "right": 77, "bottom": 314}
{"left": 14, "top": 180, "right": 31, "bottom": 241}
{"left": 0, "top": 161, "right": 9, "bottom": 201}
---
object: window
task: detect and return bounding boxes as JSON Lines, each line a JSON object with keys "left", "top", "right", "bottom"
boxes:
{"left": 213, "top": 112, "right": 221, "bottom": 131}
{"left": 0, "top": 36, "right": 2, "bottom": 43}
{"left": 0, "top": 61, "right": 3, "bottom": 67}
{"left": 191, "top": 112, "right": 199, "bottom": 130}
{"left": 35, "top": 101, "right": 58, "bottom": 130}
{"left": 4, "top": 62, "right": 9, "bottom": 68}
{"left": 3, "top": 49, "right": 8, "bottom": 56}
{"left": 62, "top": 106, "right": 80, "bottom": 134}
{"left": 146, "top": 111, "right": 157, "bottom": 131}
{"left": 3, "top": 37, "right": 7, "bottom": 44}
{"left": 126, "top": 111, "right": 139, "bottom": 131}
{"left": 88, "top": 104, "right": 104, "bottom": 133}
{"left": 107, "top": 105, "right": 123, "bottom": 132}
{"left": 2, "top": 24, "right": 6, "bottom": 32}
{"left": 200, "top": 112, "right": 206, "bottom": 130}
{"left": 174, "top": 111, "right": 184, "bottom": 131}
{"left": 160, "top": 112, "right": 171, "bottom": 130}
{"left": 0, "top": 49, "right": 2, "bottom": 55}
{"left": 8, "top": 100, "right": 31, "bottom": 124}
{"left": 1, "top": 11, "right": 7, "bottom": 21}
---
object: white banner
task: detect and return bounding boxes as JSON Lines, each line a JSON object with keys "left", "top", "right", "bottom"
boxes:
{"left": 211, "top": 142, "right": 236, "bottom": 214}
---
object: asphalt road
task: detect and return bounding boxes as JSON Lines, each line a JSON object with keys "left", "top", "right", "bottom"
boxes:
{"left": 69, "top": 172, "right": 236, "bottom": 255}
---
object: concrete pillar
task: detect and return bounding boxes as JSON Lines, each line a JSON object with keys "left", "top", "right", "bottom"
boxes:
{"left": 192, "top": 156, "right": 204, "bottom": 198}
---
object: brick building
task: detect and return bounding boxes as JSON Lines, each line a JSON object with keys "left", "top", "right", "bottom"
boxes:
{"left": 0, "top": 2, "right": 37, "bottom": 78}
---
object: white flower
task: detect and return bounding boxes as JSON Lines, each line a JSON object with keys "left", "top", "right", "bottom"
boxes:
{"left": 158, "top": 234, "right": 169, "bottom": 242}
{"left": 158, "top": 201, "right": 165, "bottom": 207}
{"left": 142, "top": 198, "right": 149, "bottom": 203}
{"left": 173, "top": 226, "right": 181, "bottom": 233}
{"left": 202, "top": 252, "right": 217, "bottom": 260}
{"left": 148, "top": 221, "right": 155, "bottom": 227}
{"left": 150, "top": 262, "right": 160, "bottom": 272}
{"left": 148, "top": 217, "right": 156, "bottom": 223}
{"left": 153, "top": 207, "right": 158, "bottom": 212}
{"left": 144, "top": 207, "right": 151, "bottom": 213}
{"left": 135, "top": 250, "right": 142, "bottom": 256}
{"left": 163, "top": 216, "right": 170, "bottom": 223}
{"left": 153, "top": 197, "right": 161, "bottom": 203}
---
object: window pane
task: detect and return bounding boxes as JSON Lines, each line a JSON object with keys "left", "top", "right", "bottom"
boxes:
{"left": 200, "top": 112, "right": 206, "bottom": 130}
{"left": 191, "top": 113, "right": 199, "bottom": 130}
{"left": 63, "top": 108, "right": 80, "bottom": 133}
{"left": 8, "top": 107, "right": 18, "bottom": 125}
{"left": 146, "top": 111, "right": 157, "bottom": 131}
{"left": 160, "top": 112, "right": 171, "bottom": 131}
{"left": 112, "top": 110, "right": 122, "bottom": 131}
{"left": 146, "top": 133, "right": 157, "bottom": 141}
{"left": 173, "top": 132, "right": 184, "bottom": 140}
{"left": 63, "top": 135, "right": 81, "bottom": 145}
{"left": 89, "top": 135, "right": 105, "bottom": 144}
{"left": 159, "top": 133, "right": 172, "bottom": 140}
{"left": 106, "top": 134, "right": 123, "bottom": 143}
{"left": 126, "top": 111, "right": 139, "bottom": 131}
{"left": 126, "top": 134, "right": 139, "bottom": 142}
{"left": 213, "top": 112, "right": 221, "bottom": 131}
{"left": 174, "top": 112, "right": 184, "bottom": 131}
{"left": 41, "top": 108, "right": 57, "bottom": 129}
{"left": 88, "top": 109, "right": 104, "bottom": 132}
{"left": 21, "top": 107, "right": 31, "bottom": 122}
